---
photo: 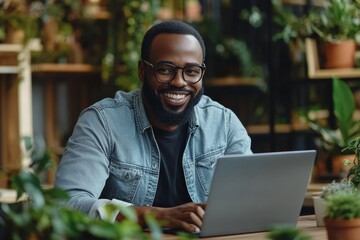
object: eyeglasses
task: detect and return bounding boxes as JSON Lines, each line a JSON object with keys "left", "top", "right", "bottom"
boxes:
{"left": 143, "top": 60, "right": 206, "bottom": 84}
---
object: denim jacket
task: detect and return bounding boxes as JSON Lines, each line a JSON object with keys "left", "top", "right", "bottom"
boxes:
{"left": 54, "top": 89, "right": 252, "bottom": 218}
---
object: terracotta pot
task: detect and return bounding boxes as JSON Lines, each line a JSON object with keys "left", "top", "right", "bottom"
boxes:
{"left": 5, "top": 27, "right": 25, "bottom": 44}
{"left": 324, "top": 40, "right": 356, "bottom": 69}
{"left": 324, "top": 217, "right": 360, "bottom": 240}
{"left": 41, "top": 17, "right": 59, "bottom": 51}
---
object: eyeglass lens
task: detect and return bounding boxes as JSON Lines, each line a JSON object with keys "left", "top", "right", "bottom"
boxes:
{"left": 154, "top": 63, "right": 203, "bottom": 83}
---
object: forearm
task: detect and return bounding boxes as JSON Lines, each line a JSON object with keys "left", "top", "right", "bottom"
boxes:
{"left": 116, "top": 206, "right": 153, "bottom": 228}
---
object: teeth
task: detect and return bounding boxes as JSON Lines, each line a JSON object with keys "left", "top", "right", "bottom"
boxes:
{"left": 164, "top": 93, "right": 186, "bottom": 99}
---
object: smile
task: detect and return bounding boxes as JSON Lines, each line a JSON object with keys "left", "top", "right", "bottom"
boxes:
{"left": 164, "top": 93, "right": 187, "bottom": 100}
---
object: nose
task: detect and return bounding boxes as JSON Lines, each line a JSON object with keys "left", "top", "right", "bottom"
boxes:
{"left": 170, "top": 68, "right": 187, "bottom": 87}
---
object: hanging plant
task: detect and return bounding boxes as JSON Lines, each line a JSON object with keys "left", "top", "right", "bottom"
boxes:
{"left": 102, "top": 0, "right": 158, "bottom": 91}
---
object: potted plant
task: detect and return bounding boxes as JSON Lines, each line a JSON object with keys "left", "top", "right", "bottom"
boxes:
{"left": 323, "top": 189, "right": 360, "bottom": 240}
{"left": 306, "top": 78, "right": 360, "bottom": 178}
{"left": 310, "top": 0, "right": 360, "bottom": 68}
{"left": 0, "top": 0, "right": 37, "bottom": 43}
{"left": 313, "top": 134, "right": 360, "bottom": 227}
{"left": 102, "top": 0, "right": 155, "bottom": 91}
{"left": 271, "top": 0, "right": 360, "bottom": 69}
{"left": 313, "top": 180, "right": 354, "bottom": 226}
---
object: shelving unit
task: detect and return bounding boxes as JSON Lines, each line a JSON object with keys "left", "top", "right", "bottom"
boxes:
{"left": 266, "top": 0, "right": 360, "bottom": 153}
{"left": 303, "top": 38, "right": 360, "bottom": 122}
{"left": 0, "top": 41, "right": 104, "bottom": 184}
{"left": 246, "top": 123, "right": 309, "bottom": 135}
{"left": 31, "top": 63, "right": 102, "bottom": 183}
{"left": 31, "top": 65, "right": 102, "bottom": 150}
{"left": 0, "top": 44, "right": 34, "bottom": 187}
{"left": 279, "top": 36, "right": 360, "bottom": 180}
{"left": 204, "top": 76, "right": 268, "bottom": 135}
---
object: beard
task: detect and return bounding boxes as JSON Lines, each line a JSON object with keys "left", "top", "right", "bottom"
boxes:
{"left": 142, "top": 80, "right": 203, "bottom": 125}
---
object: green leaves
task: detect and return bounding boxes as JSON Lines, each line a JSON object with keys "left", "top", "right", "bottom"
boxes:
{"left": 325, "top": 190, "right": 360, "bottom": 219}
{"left": 321, "top": 180, "right": 355, "bottom": 199}
{"left": 333, "top": 78, "right": 355, "bottom": 143}
{"left": 268, "top": 227, "right": 312, "bottom": 240}
{"left": 11, "top": 171, "right": 42, "bottom": 205}
{"left": 272, "top": 0, "right": 313, "bottom": 43}
{"left": 272, "top": 0, "right": 360, "bottom": 44}
{"left": 307, "top": 78, "right": 358, "bottom": 154}
{"left": 344, "top": 135, "right": 360, "bottom": 186}
{"left": 311, "top": 0, "right": 360, "bottom": 42}
{"left": 1, "top": 150, "right": 162, "bottom": 239}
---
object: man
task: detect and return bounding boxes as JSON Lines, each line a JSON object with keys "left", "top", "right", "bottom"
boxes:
{"left": 54, "top": 20, "right": 252, "bottom": 233}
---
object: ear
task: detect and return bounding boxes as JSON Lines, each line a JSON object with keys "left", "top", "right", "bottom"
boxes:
{"left": 138, "top": 60, "right": 145, "bottom": 83}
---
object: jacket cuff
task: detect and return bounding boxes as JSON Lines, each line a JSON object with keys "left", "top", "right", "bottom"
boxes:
{"left": 89, "top": 199, "right": 133, "bottom": 222}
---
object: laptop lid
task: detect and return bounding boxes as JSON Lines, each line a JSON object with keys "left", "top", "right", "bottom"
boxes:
{"left": 199, "top": 150, "right": 316, "bottom": 238}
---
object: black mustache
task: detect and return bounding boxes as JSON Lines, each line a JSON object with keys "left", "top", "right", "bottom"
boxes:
{"left": 160, "top": 86, "right": 193, "bottom": 94}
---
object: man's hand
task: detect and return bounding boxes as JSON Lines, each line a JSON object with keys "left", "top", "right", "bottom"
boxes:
{"left": 116, "top": 202, "right": 206, "bottom": 233}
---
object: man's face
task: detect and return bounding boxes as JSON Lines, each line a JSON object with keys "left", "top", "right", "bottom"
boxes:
{"left": 140, "top": 34, "right": 205, "bottom": 127}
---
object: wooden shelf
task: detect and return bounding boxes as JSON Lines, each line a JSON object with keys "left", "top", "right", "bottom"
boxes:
{"left": 0, "top": 66, "right": 20, "bottom": 74}
{"left": 246, "top": 123, "right": 309, "bottom": 135}
{"left": 0, "top": 44, "right": 22, "bottom": 52}
{"left": 307, "top": 67, "right": 360, "bottom": 79}
{"left": 92, "top": 9, "right": 110, "bottom": 20}
{"left": 32, "top": 63, "right": 101, "bottom": 74}
{"left": 282, "top": 0, "right": 324, "bottom": 6}
{"left": 305, "top": 38, "right": 360, "bottom": 79}
{"left": 206, "top": 76, "right": 266, "bottom": 89}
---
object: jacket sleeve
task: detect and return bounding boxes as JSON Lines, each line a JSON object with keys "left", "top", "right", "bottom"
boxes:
{"left": 54, "top": 107, "right": 132, "bottom": 218}
{"left": 225, "top": 109, "right": 253, "bottom": 155}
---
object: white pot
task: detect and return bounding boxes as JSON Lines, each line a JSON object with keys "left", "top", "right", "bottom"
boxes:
{"left": 313, "top": 196, "right": 326, "bottom": 227}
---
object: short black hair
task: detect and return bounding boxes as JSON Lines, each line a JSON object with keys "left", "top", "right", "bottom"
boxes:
{"left": 141, "top": 20, "right": 206, "bottom": 62}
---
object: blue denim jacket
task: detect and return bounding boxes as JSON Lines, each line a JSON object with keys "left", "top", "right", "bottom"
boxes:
{"left": 54, "top": 89, "right": 252, "bottom": 217}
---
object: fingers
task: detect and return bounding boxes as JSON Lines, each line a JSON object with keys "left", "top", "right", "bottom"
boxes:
{"left": 132, "top": 203, "right": 207, "bottom": 233}
{"left": 197, "top": 202, "right": 207, "bottom": 210}
{"left": 194, "top": 203, "right": 206, "bottom": 218}
{"left": 189, "top": 204, "right": 205, "bottom": 227}
{"left": 163, "top": 202, "right": 207, "bottom": 233}
{"left": 171, "top": 212, "right": 201, "bottom": 233}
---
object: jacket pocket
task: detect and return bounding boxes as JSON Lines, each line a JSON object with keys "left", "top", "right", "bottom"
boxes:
{"left": 108, "top": 162, "right": 142, "bottom": 202}
{"left": 195, "top": 149, "right": 224, "bottom": 196}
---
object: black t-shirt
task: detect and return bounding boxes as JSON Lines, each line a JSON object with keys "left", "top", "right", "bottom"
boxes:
{"left": 152, "top": 124, "right": 192, "bottom": 207}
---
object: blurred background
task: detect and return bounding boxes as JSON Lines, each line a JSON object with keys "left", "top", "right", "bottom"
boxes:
{"left": 1, "top": 0, "right": 360, "bottom": 186}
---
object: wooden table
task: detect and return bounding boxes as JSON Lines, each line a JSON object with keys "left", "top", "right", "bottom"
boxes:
{"left": 162, "top": 215, "right": 327, "bottom": 239}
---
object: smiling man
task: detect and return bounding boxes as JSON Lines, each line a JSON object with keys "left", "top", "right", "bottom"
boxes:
{"left": 54, "top": 20, "right": 252, "bottom": 233}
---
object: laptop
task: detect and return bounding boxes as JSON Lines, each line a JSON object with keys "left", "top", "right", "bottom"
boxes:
{"left": 197, "top": 150, "right": 316, "bottom": 237}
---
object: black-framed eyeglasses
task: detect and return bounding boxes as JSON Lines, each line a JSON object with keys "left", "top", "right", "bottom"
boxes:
{"left": 142, "top": 60, "right": 206, "bottom": 84}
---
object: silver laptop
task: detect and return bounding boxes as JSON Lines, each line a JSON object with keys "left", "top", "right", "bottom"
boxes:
{"left": 198, "top": 150, "right": 316, "bottom": 238}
